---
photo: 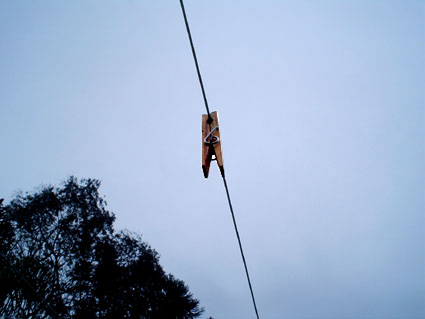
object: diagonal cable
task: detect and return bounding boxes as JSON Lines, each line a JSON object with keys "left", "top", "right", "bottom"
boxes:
{"left": 179, "top": 1, "right": 260, "bottom": 318}
{"left": 222, "top": 176, "right": 260, "bottom": 319}
{"left": 179, "top": 0, "right": 211, "bottom": 118}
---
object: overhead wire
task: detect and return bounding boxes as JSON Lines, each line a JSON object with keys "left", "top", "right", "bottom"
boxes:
{"left": 179, "top": 0, "right": 212, "bottom": 121}
{"left": 222, "top": 176, "right": 261, "bottom": 319}
{"left": 178, "top": 1, "right": 260, "bottom": 318}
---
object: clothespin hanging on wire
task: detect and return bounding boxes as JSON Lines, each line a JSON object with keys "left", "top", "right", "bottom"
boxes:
{"left": 202, "top": 111, "right": 224, "bottom": 178}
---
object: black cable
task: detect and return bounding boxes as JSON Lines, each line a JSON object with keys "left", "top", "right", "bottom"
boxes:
{"left": 179, "top": 0, "right": 212, "bottom": 119}
{"left": 222, "top": 176, "right": 260, "bottom": 319}
{"left": 178, "top": 1, "right": 261, "bottom": 317}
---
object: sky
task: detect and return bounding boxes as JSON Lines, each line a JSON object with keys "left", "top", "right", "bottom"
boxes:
{"left": 0, "top": 1, "right": 424, "bottom": 318}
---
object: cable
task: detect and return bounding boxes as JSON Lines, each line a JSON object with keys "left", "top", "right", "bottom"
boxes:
{"left": 179, "top": 1, "right": 261, "bottom": 318}
{"left": 179, "top": 0, "right": 212, "bottom": 119}
{"left": 222, "top": 176, "right": 260, "bottom": 319}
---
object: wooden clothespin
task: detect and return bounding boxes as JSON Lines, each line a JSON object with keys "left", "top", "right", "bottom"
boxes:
{"left": 202, "top": 111, "right": 224, "bottom": 178}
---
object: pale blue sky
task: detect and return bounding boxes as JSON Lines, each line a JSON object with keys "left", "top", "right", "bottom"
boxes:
{"left": 1, "top": 1, "right": 424, "bottom": 318}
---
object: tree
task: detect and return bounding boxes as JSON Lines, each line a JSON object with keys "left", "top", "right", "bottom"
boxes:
{"left": 0, "top": 177, "right": 204, "bottom": 319}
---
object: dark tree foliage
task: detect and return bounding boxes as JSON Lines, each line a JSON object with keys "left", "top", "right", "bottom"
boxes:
{"left": 0, "top": 177, "right": 203, "bottom": 319}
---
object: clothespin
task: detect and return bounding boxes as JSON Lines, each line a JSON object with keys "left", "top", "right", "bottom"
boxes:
{"left": 202, "top": 111, "right": 224, "bottom": 178}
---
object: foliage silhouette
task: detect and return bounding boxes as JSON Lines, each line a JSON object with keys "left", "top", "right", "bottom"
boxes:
{"left": 0, "top": 177, "right": 204, "bottom": 319}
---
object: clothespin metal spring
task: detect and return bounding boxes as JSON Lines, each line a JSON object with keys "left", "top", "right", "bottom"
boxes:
{"left": 203, "top": 126, "right": 220, "bottom": 145}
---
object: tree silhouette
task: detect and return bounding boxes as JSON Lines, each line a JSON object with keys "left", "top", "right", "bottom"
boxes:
{"left": 0, "top": 177, "right": 204, "bottom": 319}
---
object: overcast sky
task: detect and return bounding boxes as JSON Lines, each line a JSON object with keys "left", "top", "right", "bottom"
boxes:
{"left": 1, "top": 1, "right": 424, "bottom": 318}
